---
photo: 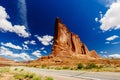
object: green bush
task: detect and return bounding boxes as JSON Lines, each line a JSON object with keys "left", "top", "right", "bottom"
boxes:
{"left": 20, "top": 68, "right": 24, "bottom": 72}
{"left": 45, "top": 76, "right": 54, "bottom": 80}
{"left": 14, "top": 68, "right": 18, "bottom": 71}
{"left": 55, "top": 67, "right": 61, "bottom": 70}
{"left": 14, "top": 73, "right": 25, "bottom": 80}
{"left": 62, "top": 66, "right": 70, "bottom": 70}
{"left": 85, "top": 63, "right": 97, "bottom": 69}
{"left": 77, "top": 63, "right": 84, "bottom": 69}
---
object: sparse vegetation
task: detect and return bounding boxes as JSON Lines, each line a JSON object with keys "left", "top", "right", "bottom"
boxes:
{"left": 41, "top": 64, "right": 47, "bottom": 69}
{"left": 0, "top": 67, "right": 54, "bottom": 80}
{"left": 77, "top": 63, "right": 84, "bottom": 69}
{"left": 14, "top": 72, "right": 41, "bottom": 80}
{"left": 20, "top": 68, "right": 24, "bottom": 71}
{"left": 0, "top": 67, "right": 10, "bottom": 73}
{"left": 13, "top": 68, "right": 54, "bottom": 80}
{"left": 85, "top": 63, "right": 97, "bottom": 69}
{"left": 14, "top": 68, "right": 18, "bottom": 71}
{"left": 62, "top": 66, "right": 70, "bottom": 70}
{"left": 45, "top": 76, "right": 54, "bottom": 80}
{"left": 55, "top": 67, "right": 61, "bottom": 70}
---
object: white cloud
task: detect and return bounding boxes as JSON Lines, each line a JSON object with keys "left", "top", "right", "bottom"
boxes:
{"left": 43, "top": 50, "right": 47, "bottom": 53}
{"left": 0, "top": 46, "right": 33, "bottom": 61}
{"left": 24, "top": 40, "right": 36, "bottom": 45}
{"left": 0, "top": 6, "right": 30, "bottom": 38}
{"left": 35, "top": 35, "right": 53, "bottom": 46}
{"left": 100, "top": 0, "right": 120, "bottom": 31}
{"left": 106, "top": 35, "right": 119, "bottom": 41}
{"left": 111, "top": 42, "right": 120, "bottom": 44}
{"left": 105, "top": 0, "right": 117, "bottom": 7}
{"left": 108, "top": 54, "right": 120, "bottom": 58}
{"left": 95, "top": 18, "right": 98, "bottom": 22}
{"left": 32, "top": 50, "right": 42, "bottom": 58}
{"left": 22, "top": 44, "right": 29, "bottom": 50}
{"left": 105, "top": 42, "right": 110, "bottom": 44}
{"left": 99, "top": 11, "right": 103, "bottom": 18}
{"left": 40, "top": 47, "right": 45, "bottom": 50}
{"left": 100, "top": 51, "right": 107, "bottom": 54}
{"left": 19, "top": 53, "right": 33, "bottom": 61}
{"left": 1, "top": 42, "right": 22, "bottom": 50}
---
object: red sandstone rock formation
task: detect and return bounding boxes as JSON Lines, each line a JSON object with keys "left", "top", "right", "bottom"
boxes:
{"left": 50, "top": 17, "right": 99, "bottom": 59}
{"left": 38, "top": 17, "right": 100, "bottom": 60}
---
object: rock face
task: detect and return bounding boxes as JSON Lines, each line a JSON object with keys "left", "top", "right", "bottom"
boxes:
{"left": 49, "top": 17, "right": 99, "bottom": 59}
{"left": 38, "top": 17, "right": 100, "bottom": 61}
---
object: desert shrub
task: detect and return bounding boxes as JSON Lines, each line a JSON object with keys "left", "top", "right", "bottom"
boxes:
{"left": 33, "top": 76, "right": 41, "bottom": 80}
{"left": 41, "top": 64, "right": 46, "bottom": 68}
{"left": 14, "top": 68, "right": 18, "bottom": 71}
{"left": 14, "top": 72, "right": 42, "bottom": 80}
{"left": 14, "top": 73, "right": 25, "bottom": 80}
{"left": 55, "top": 67, "right": 61, "bottom": 70}
{"left": 25, "top": 72, "right": 36, "bottom": 78}
{"left": 45, "top": 76, "right": 54, "bottom": 80}
{"left": 77, "top": 63, "right": 84, "bottom": 69}
{"left": 70, "top": 67, "right": 74, "bottom": 70}
{"left": 62, "top": 66, "right": 70, "bottom": 70}
{"left": 85, "top": 63, "right": 97, "bottom": 69}
{"left": 20, "top": 68, "right": 24, "bottom": 72}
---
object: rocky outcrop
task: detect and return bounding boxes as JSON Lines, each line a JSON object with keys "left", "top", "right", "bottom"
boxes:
{"left": 38, "top": 17, "right": 100, "bottom": 61}
{"left": 50, "top": 17, "right": 99, "bottom": 59}
{"left": 0, "top": 57, "right": 10, "bottom": 61}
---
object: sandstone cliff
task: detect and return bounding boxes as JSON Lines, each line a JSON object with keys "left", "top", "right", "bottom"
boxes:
{"left": 50, "top": 17, "right": 99, "bottom": 59}
{"left": 38, "top": 17, "right": 99, "bottom": 61}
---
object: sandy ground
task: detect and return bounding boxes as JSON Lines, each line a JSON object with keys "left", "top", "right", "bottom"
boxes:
{"left": 0, "top": 73, "right": 13, "bottom": 80}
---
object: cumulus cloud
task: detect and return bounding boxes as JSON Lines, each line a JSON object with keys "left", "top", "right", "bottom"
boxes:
{"left": 100, "top": 0, "right": 120, "bottom": 31}
{"left": 106, "top": 35, "right": 119, "bottom": 41}
{"left": 0, "top": 46, "right": 33, "bottom": 61}
{"left": 108, "top": 54, "right": 120, "bottom": 58}
{"left": 1, "top": 42, "right": 22, "bottom": 50}
{"left": 35, "top": 35, "right": 53, "bottom": 46}
{"left": 32, "top": 50, "right": 42, "bottom": 58}
{"left": 0, "top": 6, "right": 30, "bottom": 38}
{"left": 24, "top": 40, "right": 36, "bottom": 45}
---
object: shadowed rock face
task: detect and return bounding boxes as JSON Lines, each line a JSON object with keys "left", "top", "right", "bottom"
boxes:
{"left": 38, "top": 17, "right": 100, "bottom": 60}
{"left": 51, "top": 17, "right": 99, "bottom": 59}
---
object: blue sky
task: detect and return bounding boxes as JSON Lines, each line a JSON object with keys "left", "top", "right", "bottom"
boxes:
{"left": 0, "top": 0, "right": 120, "bottom": 61}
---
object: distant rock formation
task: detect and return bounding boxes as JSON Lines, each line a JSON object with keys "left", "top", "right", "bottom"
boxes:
{"left": 38, "top": 17, "right": 100, "bottom": 60}
{"left": 0, "top": 57, "right": 10, "bottom": 61}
